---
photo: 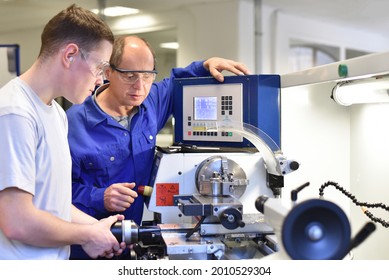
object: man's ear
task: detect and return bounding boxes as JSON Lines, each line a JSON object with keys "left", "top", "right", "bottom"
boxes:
{"left": 62, "top": 43, "right": 79, "bottom": 67}
{"left": 104, "top": 67, "right": 112, "bottom": 80}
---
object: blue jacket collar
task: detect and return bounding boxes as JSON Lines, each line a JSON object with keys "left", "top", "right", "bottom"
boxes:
{"left": 84, "top": 83, "right": 145, "bottom": 128}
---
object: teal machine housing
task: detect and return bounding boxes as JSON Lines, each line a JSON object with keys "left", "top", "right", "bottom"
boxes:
{"left": 173, "top": 74, "right": 281, "bottom": 148}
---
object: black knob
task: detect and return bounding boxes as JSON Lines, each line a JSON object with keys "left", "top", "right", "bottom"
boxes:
{"left": 290, "top": 161, "right": 300, "bottom": 171}
{"left": 255, "top": 195, "right": 269, "bottom": 214}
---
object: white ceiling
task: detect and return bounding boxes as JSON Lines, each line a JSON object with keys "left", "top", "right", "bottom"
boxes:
{"left": 0, "top": 0, "right": 223, "bottom": 33}
{"left": 264, "top": 0, "right": 389, "bottom": 35}
{"left": 0, "top": 0, "right": 388, "bottom": 47}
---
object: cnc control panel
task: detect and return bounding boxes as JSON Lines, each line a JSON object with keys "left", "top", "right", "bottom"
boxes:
{"left": 182, "top": 83, "right": 244, "bottom": 143}
{"left": 173, "top": 74, "right": 281, "bottom": 148}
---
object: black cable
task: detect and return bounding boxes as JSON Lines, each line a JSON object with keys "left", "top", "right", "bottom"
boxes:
{"left": 319, "top": 180, "right": 389, "bottom": 228}
{"left": 185, "top": 216, "right": 206, "bottom": 239}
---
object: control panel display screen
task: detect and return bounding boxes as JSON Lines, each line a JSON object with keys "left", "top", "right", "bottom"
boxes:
{"left": 193, "top": 96, "right": 217, "bottom": 120}
{"left": 181, "top": 83, "right": 243, "bottom": 143}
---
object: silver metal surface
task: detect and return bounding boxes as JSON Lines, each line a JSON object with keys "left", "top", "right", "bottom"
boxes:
{"left": 195, "top": 155, "right": 248, "bottom": 198}
{"left": 160, "top": 224, "right": 271, "bottom": 260}
{"left": 161, "top": 230, "right": 225, "bottom": 260}
{"left": 199, "top": 213, "right": 274, "bottom": 236}
{"left": 122, "top": 220, "right": 139, "bottom": 244}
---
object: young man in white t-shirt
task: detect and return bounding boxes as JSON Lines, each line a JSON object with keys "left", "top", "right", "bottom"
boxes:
{"left": 0, "top": 4, "right": 125, "bottom": 260}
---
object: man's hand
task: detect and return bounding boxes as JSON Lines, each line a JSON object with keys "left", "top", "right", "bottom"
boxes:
{"left": 99, "top": 240, "right": 127, "bottom": 259}
{"left": 104, "top": 183, "right": 138, "bottom": 212}
{"left": 82, "top": 214, "right": 125, "bottom": 259}
{"left": 203, "top": 57, "right": 251, "bottom": 82}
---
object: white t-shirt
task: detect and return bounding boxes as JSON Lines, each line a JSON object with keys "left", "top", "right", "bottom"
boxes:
{"left": 0, "top": 77, "right": 72, "bottom": 259}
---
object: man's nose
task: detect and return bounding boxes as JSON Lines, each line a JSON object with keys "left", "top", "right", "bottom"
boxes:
{"left": 95, "top": 75, "right": 104, "bottom": 86}
{"left": 132, "top": 76, "right": 144, "bottom": 88}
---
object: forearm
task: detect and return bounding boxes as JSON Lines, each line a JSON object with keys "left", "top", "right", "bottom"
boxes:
{"left": 13, "top": 205, "right": 122, "bottom": 259}
{"left": 23, "top": 208, "right": 90, "bottom": 247}
{"left": 0, "top": 188, "right": 90, "bottom": 248}
{"left": 71, "top": 204, "right": 98, "bottom": 224}
{"left": 15, "top": 207, "right": 92, "bottom": 247}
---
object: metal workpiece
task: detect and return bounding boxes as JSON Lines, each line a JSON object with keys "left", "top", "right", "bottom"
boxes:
{"left": 111, "top": 220, "right": 163, "bottom": 245}
{"left": 111, "top": 220, "right": 139, "bottom": 244}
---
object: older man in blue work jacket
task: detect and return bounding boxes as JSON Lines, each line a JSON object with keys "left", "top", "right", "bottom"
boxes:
{"left": 66, "top": 35, "right": 250, "bottom": 259}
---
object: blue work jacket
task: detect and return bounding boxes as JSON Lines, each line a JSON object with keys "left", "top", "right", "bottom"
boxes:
{"left": 66, "top": 61, "right": 210, "bottom": 227}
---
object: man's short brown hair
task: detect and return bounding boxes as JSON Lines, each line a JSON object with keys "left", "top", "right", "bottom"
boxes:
{"left": 38, "top": 4, "right": 114, "bottom": 59}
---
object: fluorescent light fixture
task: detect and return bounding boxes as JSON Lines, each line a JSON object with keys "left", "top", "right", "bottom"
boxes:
{"left": 92, "top": 6, "right": 139, "bottom": 17}
{"left": 112, "top": 15, "right": 157, "bottom": 32}
{"left": 332, "top": 76, "right": 389, "bottom": 106}
{"left": 159, "top": 42, "right": 179, "bottom": 50}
